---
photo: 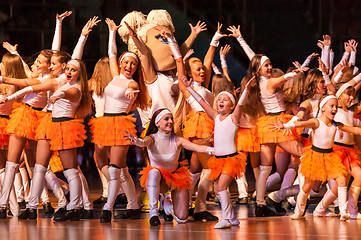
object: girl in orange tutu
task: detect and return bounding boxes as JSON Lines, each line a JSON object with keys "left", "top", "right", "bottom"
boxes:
{"left": 125, "top": 108, "right": 214, "bottom": 226}
{"left": 173, "top": 23, "right": 223, "bottom": 222}
{"left": 313, "top": 82, "right": 361, "bottom": 219}
{"left": 273, "top": 95, "right": 361, "bottom": 221}
{"left": 92, "top": 19, "right": 148, "bottom": 223}
{"left": 46, "top": 59, "right": 91, "bottom": 220}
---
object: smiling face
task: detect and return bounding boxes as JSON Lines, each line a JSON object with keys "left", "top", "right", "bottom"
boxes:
{"left": 258, "top": 59, "right": 272, "bottom": 77}
{"left": 156, "top": 113, "right": 174, "bottom": 134}
{"left": 316, "top": 76, "right": 327, "bottom": 95}
{"left": 65, "top": 64, "right": 80, "bottom": 83}
{"left": 339, "top": 87, "right": 355, "bottom": 108}
{"left": 216, "top": 93, "right": 235, "bottom": 115}
{"left": 190, "top": 61, "right": 205, "bottom": 83}
{"left": 321, "top": 98, "right": 338, "bottom": 120}
{"left": 36, "top": 54, "right": 51, "bottom": 74}
{"left": 119, "top": 56, "right": 138, "bottom": 79}
{"left": 50, "top": 56, "right": 66, "bottom": 77}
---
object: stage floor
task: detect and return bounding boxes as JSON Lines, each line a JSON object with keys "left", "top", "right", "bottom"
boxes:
{"left": 1, "top": 192, "right": 361, "bottom": 240}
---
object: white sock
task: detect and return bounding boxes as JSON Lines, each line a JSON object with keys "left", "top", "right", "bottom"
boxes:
{"left": 194, "top": 169, "right": 212, "bottom": 213}
{"left": 266, "top": 172, "right": 281, "bottom": 191}
{"left": 45, "top": 166, "right": 67, "bottom": 208}
{"left": 0, "top": 168, "right": 20, "bottom": 216}
{"left": 256, "top": 166, "right": 272, "bottom": 205}
{"left": 280, "top": 168, "right": 297, "bottom": 190}
{"left": 147, "top": 169, "right": 161, "bottom": 218}
{"left": 27, "top": 164, "right": 47, "bottom": 209}
{"left": 0, "top": 161, "right": 19, "bottom": 208}
{"left": 63, "top": 168, "right": 82, "bottom": 210}
{"left": 218, "top": 190, "right": 232, "bottom": 220}
{"left": 57, "top": 177, "right": 69, "bottom": 195}
{"left": 294, "top": 188, "right": 309, "bottom": 216}
{"left": 338, "top": 186, "right": 349, "bottom": 217}
{"left": 103, "top": 166, "right": 121, "bottom": 211}
{"left": 98, "top": 166, "right": 109, "bottom": 198}
{"left": 348, "top": 185, "right": 361, "bottom": 218}
{"left": 120, "top": 167, "right": 139, "bottom": 209}
{"left": 78, "top": 166, "right": 93, "bottom": 210}
{"left": 19, "top": 167, "right": 30, "bottom": 202}
{"left": 14, "top": 172, "right": 24, "bottom": 202}
{"left": 314, "top": 189, "right": 337, "bottom": 214}
{"left": 236, "top": 173, "right": 248, "bottom": 198}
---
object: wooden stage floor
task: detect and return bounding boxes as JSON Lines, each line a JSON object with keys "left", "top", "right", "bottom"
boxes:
{"left": 1, "top": 193, "right": 361, "bottom": 240}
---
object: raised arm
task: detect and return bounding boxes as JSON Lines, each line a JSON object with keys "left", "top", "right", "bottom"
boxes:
{"left": 318, "top": 58, "right": 335, "bottom": 94}
{"left": 52, "top": 11, "right": 72, "bottom": 51}
{"left": 231, "top": 76, "right": 254, "bottom": 124}
{"left": 227, "top": 25, "right": 255, "bottom": 61}
{"left": 268, "top": 67, "right": 309, "bottom": 90}
{"left": 319, "top": 35, "right": 331, "bottom": 72}
{"left": 300, "top": 52, "right": 319, "bottom": 68}
{"left": 349, "top": 39, "right": 358, "bottom": 66}
{"left": 2, "top": 42, "right": 32, "bottom": 77}
{"left": 179, "top": 21, "right": 207, "bottom": 56}
{"left": 176, "top": 135, "right": 213, "bottom": 154}
{"left": 105, "top": 18, "right": 121, "bottom": 78}
{"left": 219, "top": 44, "right": 232, "bottom": 81}
{"left": 72, "top": 16, "right": 100, "bottom": 60}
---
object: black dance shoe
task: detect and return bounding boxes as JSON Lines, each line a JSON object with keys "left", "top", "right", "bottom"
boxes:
{"left": 266, "top": 196, "right": 287, "bottom": 214}
{"left": 115, "top": 209, "right": 141, "bottom": 219}
{"left": 18, "top": 208, "right": 37, "bottom": 220}
{"left": 93, "top": 196, "right": 107, "bottom": 206}
{"left": 193, "top": 211, "right": 219, "bottom": 221}
{"left": 43, "top": 202, "right": 54, "bottom": 214}
{"left": 53, "top": 207, "right": 67, "bottom": 221}
{"left": 255, "top": 204, "right": 276, "bottom": 217}
{"left": 0, "top": 208, "right": 7, "bottom": 219}
{"left": 80, "top": 209, "right": 94, "bottom": 219}
{"left": 149, "top": 216, "right": 161, "bottom": 226}
{"left": 235, "top": 197, "right": 248, "bottom": 205}
{"left": 100, "top": 210, "right": 112, "bottom": 223}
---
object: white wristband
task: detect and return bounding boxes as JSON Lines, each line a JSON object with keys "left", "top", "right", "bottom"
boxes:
{"left": 350, "top": 51, "right": 356, "bottom": 66}
{"left": 0, "top": 76, "right": 3, "bottom": 84}
{"left": 108, "top": 30, "right": 117, "bottom": 59}
{"left": 210, "top": 32, "right": 223, "bottom": 47}
{"left": 237, "top": 90, "right": 248, "bottom": 106}
{"left": 220, "top": 54, "right": 227, "bottom": 69}
{"left": 236, "top": 36, "right": 256, "bottom": 60}
{"left": 322, "top": 72, "right": 331, "bottom": 85}
{"left": 301, "top": 58, "right": 310, "bottom": 68}
{"left": 206, "top": 147, "right": 214, "bottom": 155}
{"left": 53, "top": 91, "right": 65, "bottom": 98}
{"left": 6, "top": 86, "right": 33, "bottom": 101}
{"left": 353, "top": 73, "right": 361, "bottom": 84}
{"left": 212, "top": 65, "right": 222, "bottom": 75}
{"left": 167, "top": 36, "right": 182, "bottom": 60}
{"left": 284, "top": 72, "right": 298, "bottom": 80}
{"left": 288, "top": 116, "right": 300, "bottom": 124}
{"left": 283, "top": 122, "right": 295, "bottom": 129}
{"left": 333, "top": 70, "right": 343, "bottom": 83}
{"left": 186, "top": 86, "right": 203, "bottom": 102}
{"left": 132, "top": 137, "right": 145, "bottom": 146}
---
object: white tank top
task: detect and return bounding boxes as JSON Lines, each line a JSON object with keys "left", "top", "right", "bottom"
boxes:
{"left": 312, "top": 118, "right": 337, "bottom": 149}
{"left": 103, "top": 75, "right": 134, "bottom": 114}
{"left": 334, "top": 108, "right": 355, "bottom": 145}
{"left": 214, "top": 114, "right": 238, "bottom": 156}
{"left": 92, "top": 93, "right": 105, "bottom": 117}
{"left": 147, "top": 132, "right": 181, "bottom": 171}
{"left": 52, "top": 82, "right": 81, "bottom": 118}
{"left": 46, "top": 74, "right": 67, "bottom": 112}
{"left": 259, "top": 76, "right": 286, "bottom": 113}
{"left": 186, "top": 82, "right": 213, "bottom": 112}
{"left": 23, "top": 74, "right": 50, "bottom": 109}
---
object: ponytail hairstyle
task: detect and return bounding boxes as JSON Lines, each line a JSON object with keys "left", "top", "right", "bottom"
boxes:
{"left": 118, "top": 51, "right": 150, "bottom": 110}
{"left": 241, "top": 54, "right": 266, "bottom": 119}
{"left": 72, "top": 59, "right": 92, "bottom": 118}
{"left": 88, "top": 57, "right": 112, "bottom": 96}
{"left": 146, "top": 108, "right": 174, "bottom": 136}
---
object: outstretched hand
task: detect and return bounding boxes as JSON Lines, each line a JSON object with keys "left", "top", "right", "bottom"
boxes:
{"left": 189, "top": 21, "right": 207, "bottom": 35}
{"left": 220, "top": 44, "right": 231, "bottom": 56}
{"left": 125, "top": 89, "right": 140, "bottom": 100}
{"left": 269, "top": 117, "right": 284, "bottom": 132}
{"left": 56, "top": 11, "right": 72, "bottom": 21}
{"left": 183, "top": 49, "right": 194, "bottom": 62}
{"left": 2, "top": 42, "right": 17, "bottom": 53}
{"left": 245, "top": 76, "right": 256, "bottom": 91}
{"left": 123, "top": 130, "right": 137, "bottom": 143}
{"left": 292, "top": 66, "right": 309, "bottom": 75}
{"left": 81, "top": 16, "right": 101, "bottom": 36}
{"left": 318, "top": 57, "right": 328, "bottom": 73}
{"left": 105, "top": 18, "right": 120, "bottom": 31}
{"left": 216, "top": 22, "right": 227, "bottom": 37}
{"left": 227, "top": 25, "right": 242, "bottom": 38}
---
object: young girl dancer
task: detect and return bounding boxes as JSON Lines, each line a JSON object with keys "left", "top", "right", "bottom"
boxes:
{"left": 273, "top": 95, "right": 361, "bottom": 220}
{"left": 125, "top": 108, "right": 214, "bottom": 226}
{"left": 91, "top": 18, "right": 148, "bottom": 223}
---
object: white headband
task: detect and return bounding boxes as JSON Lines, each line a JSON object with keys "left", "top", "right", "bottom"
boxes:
{"left": 217, "top": 91, "right": 235, "bottom": 104}
{"left": 120, "top": 52, "right": 138, "bottom": 64}
{"left": 336, "top": 83, "right": 353, "bottom": 98}
{"left": 258, "top": 55, "right": 270, "bottom": 71}
{"left": 320, "top": 95, "right": 337, "bottom": 109}
{"left": 67, "top": 59, "right": 80, "bottom": 70}
{"left": 155, "top": 109, "right": 172, "bottom": 124}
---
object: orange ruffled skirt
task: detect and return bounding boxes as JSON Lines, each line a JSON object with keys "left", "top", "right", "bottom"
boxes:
{"left": 257, "top": 113, "right": 299, "bottom": 144}
{"left": 6, "top": 103, "right": 45, "bottom": 140}
{"left": 49, "top": 151, "right": 64, "bottom": 173}
{"left": 236, "top": 127, "right": 260, "bottom": 152}
{"left": 300, "top": 146, "right": 347, "bottom": 181}
{"left": 48, "top": 119, "right": 86, "bottom": 151}
{"left": 89, "top": 115, "right": 137, "bottom": 146}
{"left": 139, "top": 164, "right": 191, "bottom": 190}
{"left": 36, "top": 112, "right": 52, "bottom": 140}
{"left": 183, "top": 111, "right": 214, "bottom": 139}
{"left": 208, "top": 152, "right": 247, "bottom": 180}
{"left": 0, "top": 116, "right": 10, "bottom": 148}
{"left": 333, "top": 144, "right": 361, "bottom": 171}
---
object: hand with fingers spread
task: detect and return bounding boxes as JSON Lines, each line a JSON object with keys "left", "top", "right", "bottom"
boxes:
{"left": 82, "top": 16, "right": 101, "bottom": 36}
{"left": 317, "top": 41, "right": 324, "bottom": 50}
{"left": 321, "top": 35, "right": 331, "bottom": 46}
{"left": 227, "top": 25, "right": 242, "bottom": 39}
{"left": 318, "top": 57, "right": 328, "bottom": 74}
{"left": 105, "top": 18, "right": 121, "bottom": 31}
{"left": 125, "top": 89, "right": 140, "bottom": 100}
{"left": 123, "top": 130, "right": 137, "bottom": 143}
{"left": 56, "top": 11, "right": 72, "bottom": 21}
{"left": 189, "top": 21, "right": 207, "bottom": 36}
{"left": 344, "top": 42, "right": 351, "bottom": 53}
{"left": 293, "top": 67, "right": 309, "bottom": 75}
{"left": 183, "top": 49, "right": 194, "bottom": 62}
{"left": 307, "top": 52, "right": 319, "bottom": 61}
{"left": 292, "top": 61, "right": 301, "bottom": 68}
{"left": 220, "top": 44, "right": 231, "bottom": 56}
{"left": 210, "top": 22, "right": 227, "bottom": 47}
{"left": 270, "top": 117, "right": 284, "bottom": 132}
{"left": 349, "top": 39, "right": 358, "bottom": 52}
{"left": 2, "top": 42, "right": 18, "bottom": 53}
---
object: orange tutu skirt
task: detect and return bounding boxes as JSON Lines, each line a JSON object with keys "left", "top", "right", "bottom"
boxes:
{"left": 300, "top": 146, "right": 347, "bottom": 181}
{"left": 6, "top": 103, "right": 45, "bottom": 140}
{"left": 183, "top": 111, "right": 214, "bottom": 139}
{"left": 89, "top": 115, "right": 136, "bottom": 146}
{"left": 0, "top": 116, "right": 10, "bottom": 148}
{"left": 257, "top": 113, "right": 299, "bottom": 144}
{"left": 208, "top": 152, "right": 247, "bottom": 180}
{"left": 334, "top": 144, "right": 361, "bottom": 171}
{"left": 236, "top": 127, "right": 260, "bottom": 152}
{"left": 48, "top": 119, "right": 86, "bottom": 151}
{"left": 139, "top": 163, "right": 191, "bottom": 190}
{"left": 49, "top": 151, "right": 64, "bottom": 173}
{"left": 36, "top": 112, "right": 52, "bottom": 140}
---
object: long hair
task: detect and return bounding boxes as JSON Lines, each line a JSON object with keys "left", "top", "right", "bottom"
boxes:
{"left": 146, "top": 108, "right": 174, "bottom": 136}
{"left": 73, "top": 60, "right": 92, "bottom": 118}
{"left": 1, "top": 53, "right": 26, "bottom": 95}
{"left": 301, "top": 68, "right": 323, "bottom": 101}
{"left": 283, "top": 67, "right": 304, "bottom": 103}
{"left": 241, "top": 54, "right": 266, "bottom": 119}
{"left": 173, "top": 91, "right": 191, "bottom": 135}
{"left": 88, "top": 57, "right": 112, "bottom": 96}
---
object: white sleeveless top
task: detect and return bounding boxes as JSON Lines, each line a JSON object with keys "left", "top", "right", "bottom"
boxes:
{"left": 147, "top": 132, "right": 181, "bottom": 171}
{"left": 186, "top": 82, "right": 213, "bottom": 112}
{"left": 214, "top": 114, "right": 238, "bottom": 156}
{"left": 334, "top": 108, "right": 355, "bottom": 145}
{"left": 103, "top": 74, "right": 135, "bottom": 114}
{"left": 259, "top": 76, "right": 286, "bottom": 113}
{"left": 312, "top": 118, "right": 337, "bottom": 149}
{"left": 52, "top": 81, "right": 81, "bottom": 118}
{"left": 23, "top": 74, "right": 50, "bottom": 109}
{"left": 92, "top": 93, "right": 105, "bottom": 117}
{"left": 46, "top": 73, "right": 67, "bottom": 112}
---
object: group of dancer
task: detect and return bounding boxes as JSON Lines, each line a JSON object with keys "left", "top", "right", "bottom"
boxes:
{"left": 0, "top": 9, "right": 361, "bottom": 230}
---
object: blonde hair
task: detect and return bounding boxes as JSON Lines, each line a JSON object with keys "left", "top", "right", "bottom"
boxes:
{"left": 283, "top": 67, "right": 304, "bottom": 103}
{"left": 88, "top": 58, "right": 112, "bottom": 96}
{"left": 1, "top": 53, "right": 26, "bottom": 95}
{"left": 73, "top": 60, "right": 92, "bottom": 118}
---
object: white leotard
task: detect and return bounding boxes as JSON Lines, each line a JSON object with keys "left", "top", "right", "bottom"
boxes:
{"left": 334, "top": 108, "right": 355, "bottom": 145}
{"left": 147, "top": 132, "right": 181, "bottom": 172}
{"left": 52, "top": 81, "right": 81, "bottom": 118}
{"left": 259, "top": 76, "right": 286, "bottom": 113}
{"left": 312, "top": 118, "right": 337, "bottom": 149}
{"left": 46, "top": 73, "right": 67, "bottom": 112}
{"left": 186, "top": 82, "right": 213, "bottom": 112}
{"left": 103, "top": 74, "right": 134, "bottom": 114}
{"left": 214, "top": 114, "right": 238, "bottom": 156}
{"left": 23, "top": 74, "right": 50, "bottom": 109}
